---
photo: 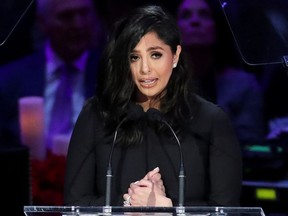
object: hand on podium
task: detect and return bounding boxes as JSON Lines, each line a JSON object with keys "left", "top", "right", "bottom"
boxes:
{"left": 123, "top": 167, "right": 172, "bottom": 207}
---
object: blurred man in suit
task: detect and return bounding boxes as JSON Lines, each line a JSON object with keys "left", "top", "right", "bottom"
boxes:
{"left": 0, "top": 0, "right": 103, "bottom": 150}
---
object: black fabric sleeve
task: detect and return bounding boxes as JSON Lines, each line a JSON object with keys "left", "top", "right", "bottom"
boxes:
{"left": 208, "top": 107, "right": 242, "bottom": 206}
{"left": 64, "top": 99, "right": 105, "bottom": 206}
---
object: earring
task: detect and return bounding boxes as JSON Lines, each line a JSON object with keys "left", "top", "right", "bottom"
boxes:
{"left": 173, "top": 63, "right": 177, "bottom": 68}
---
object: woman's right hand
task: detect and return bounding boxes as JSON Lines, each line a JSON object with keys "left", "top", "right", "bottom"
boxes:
{"left": 123, "top": 167, "right": 172, "bottom": 207}
{"left": 143, "top": 167, "right": 165, "bottom": 195}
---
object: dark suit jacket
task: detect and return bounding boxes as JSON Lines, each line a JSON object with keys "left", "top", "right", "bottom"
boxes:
{"left": 64, "top": 94, "right": 242, "bottom": 207}
{"left": 0, "top": 48, "right": 101, "bottom": 146}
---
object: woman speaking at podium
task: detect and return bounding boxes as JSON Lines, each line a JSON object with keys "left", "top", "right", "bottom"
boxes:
{"left": 64, "top": 5, "right": 242, "bottom": 207}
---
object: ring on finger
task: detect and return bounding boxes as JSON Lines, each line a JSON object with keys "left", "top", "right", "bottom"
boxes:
{"left": 123, "top": 195, "right": 131, "bottom": 206}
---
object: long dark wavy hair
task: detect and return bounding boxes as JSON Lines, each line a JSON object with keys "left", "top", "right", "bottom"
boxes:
{"left": 96, "top": 5, "right": 193, "bottom": 146}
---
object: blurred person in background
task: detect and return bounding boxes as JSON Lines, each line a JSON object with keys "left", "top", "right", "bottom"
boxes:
{"left": 0, "top": 0, "right": 104, "bottom": 149}
{"left": 176, "top": 0, "right": 264, "bottom": 147}
{"left": 0, "top": 0, "right": 105, "bottom": 205}
{"left": 261, "top": 64, "right": 288, "bottom": 139}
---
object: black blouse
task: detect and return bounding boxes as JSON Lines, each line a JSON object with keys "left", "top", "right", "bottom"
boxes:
{"left": 64, "top": 94, "right": 242, "bottom": 206}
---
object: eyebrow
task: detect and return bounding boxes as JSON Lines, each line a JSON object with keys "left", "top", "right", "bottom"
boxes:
{"left": 132, "top": 46, "right": 165, "bottom": 53}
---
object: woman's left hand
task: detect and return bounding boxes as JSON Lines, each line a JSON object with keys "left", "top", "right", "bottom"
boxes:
{"left": 123, "top": 167, "right": 172, "bottom": 207}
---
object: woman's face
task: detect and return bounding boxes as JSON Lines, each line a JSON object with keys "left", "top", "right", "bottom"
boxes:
{"left": 177, "top": 0, "right": 216, "bottom": 47}
{"left": 130, "top": 32, "right": 181, "bottom": 105}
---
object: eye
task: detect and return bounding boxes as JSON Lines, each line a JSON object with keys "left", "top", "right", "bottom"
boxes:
{"left": 179, "top": 10, "right": 192, "bottom": 20}
{"left": 199, "top": 9, "right": 213, "bottom": 20}
{"left": 58, "top": 12, "right": 73, "bottom": 22}
{"left": 130, "top": 54, "right": 139, "bottom": 62}
{"left": 151, "top": 52, "right": 162, "bottom": 59}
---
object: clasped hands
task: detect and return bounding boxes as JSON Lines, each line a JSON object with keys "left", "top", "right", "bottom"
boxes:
{"left": 123, "top": 167, "right": 172, "bottom": 207}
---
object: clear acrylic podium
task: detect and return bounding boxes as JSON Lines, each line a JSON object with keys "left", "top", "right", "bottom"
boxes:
{"left": 24, "top": 206, "right": 266, "bottom": 216}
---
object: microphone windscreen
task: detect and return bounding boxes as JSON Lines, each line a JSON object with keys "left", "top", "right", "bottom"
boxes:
{"left": 146, "top": 108, "right": 163, "bottom": 122}
{"left": 126, "top": 104, "right": 145, "bottom": 120}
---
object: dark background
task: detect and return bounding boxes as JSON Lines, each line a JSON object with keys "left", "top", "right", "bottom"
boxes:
{"left": 0, "top": 0, "right": 288, "bottom": 216}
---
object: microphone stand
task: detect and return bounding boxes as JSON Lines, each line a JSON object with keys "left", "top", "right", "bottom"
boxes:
{"left": 105, "top": 129, "right": 120, "bottom": 206}
{"left": 104, "top": 105, "right": 144, "bottom": 213}
{"left": 147, "top": 108, "right": 186, "bottom": 215}
{"left": 104, "top": 118, "right": 126, "bottom": 214}
{"left": 161, "top": 121, "right": 185, "bottom": 208}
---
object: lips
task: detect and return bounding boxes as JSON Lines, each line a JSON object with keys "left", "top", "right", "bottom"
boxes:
{"left": 139, "top": 78, "right": 158, "bottom": 87}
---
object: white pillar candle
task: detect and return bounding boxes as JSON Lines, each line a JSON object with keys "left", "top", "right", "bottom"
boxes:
{"left": 19, "top": 96, "right": 46, "bottom": 160}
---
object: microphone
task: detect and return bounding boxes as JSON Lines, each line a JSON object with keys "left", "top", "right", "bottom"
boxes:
{"left": 146, "top": 108, "right": 186, "bottom": 207}
{"left": 105, "top": 104, "right": 144, "bottom": 207}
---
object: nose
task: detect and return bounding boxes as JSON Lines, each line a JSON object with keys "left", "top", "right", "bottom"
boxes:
{"left": 189, "top": 12, "right": 201, "bottom": 26}
{"left": 72, "top": 14, "right": 84, "bottom": 28}
{"left": 140, "top": 58, "right": 150, "bottom": 74}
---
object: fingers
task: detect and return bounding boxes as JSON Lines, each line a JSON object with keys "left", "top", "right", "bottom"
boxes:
{"left": 123, "top": 193, "right": 131, "bottom": 206}
{"left": 132, "top": 179, "right": 165, "bottom": 196}
{"left": 124, "top": 174, "right": 167, "bottom": 207}
{"left": 142, "top": 167, "right": 166, "bottom": 194}
{"left": 125, "top": 185, "right": 170, "bottom": 207}
{"left": 150, "top": 172, "right": 162, "bottom": 183}
{"left": 144, "top": 167, "right": 160, "bottom": 180}
{"left": 123, "top": 167, "right": 166, "bottom": 206}
{"left": 123, "top": 193, "right": 130, "bottom": 200}
{"left": 129, "top": 184, "right": 154, "bottom": 206}
{"left": 130, "top": 179, "right": 151, "bottom": 188}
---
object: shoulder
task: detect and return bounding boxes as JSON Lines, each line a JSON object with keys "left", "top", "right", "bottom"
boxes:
{"left": 81, "top": 96, "right": 100, "bottom": 116}
{"left": 219, "top": 67, "right": 259, "bottom": 83}
{"left": 0, "top": 51, "right": 45, "bottom": 77}
{"left": 1, "top": 50, "right": 44, "bottom": 69}
{"left": 190, "top": 93, "right": 225, "bottom": 117}
{"left": 218, "top": 67, "right": 261, "bottom": 92}
{"left": 189, "top": 94, "right": 240, "bottom": 149}
{"left": 78, "top": 96, "right": 105, "bottom": 122}
{"left": 72, "top": 96, "right": 105, "bottom": 134}
{"left": 0, "top": 51, "right": 45, "bottom": 92}
{"left": 189, "top": 93, "right": 233, "bottom": 129}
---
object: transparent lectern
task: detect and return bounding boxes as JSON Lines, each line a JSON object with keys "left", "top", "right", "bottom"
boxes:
{"left": 24, "top": 206, "right": 266, "bottom": 216}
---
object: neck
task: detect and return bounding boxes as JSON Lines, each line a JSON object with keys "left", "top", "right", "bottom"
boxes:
{"left": 137, "top": 99, "right": 159, "bottom": 112}
{"left": 135, "top": 94, "right": 162, "bottom": 112}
